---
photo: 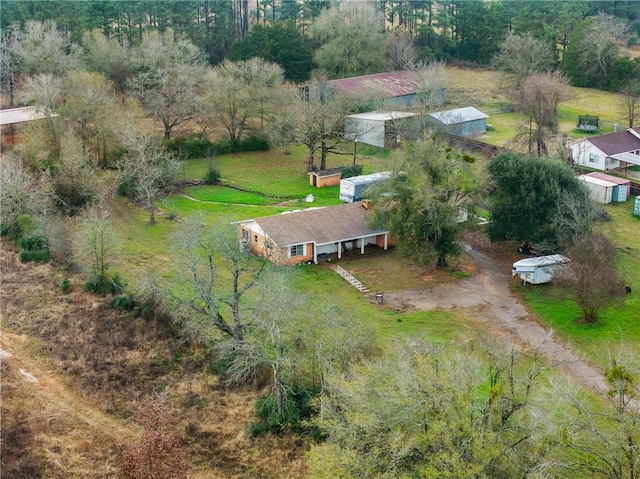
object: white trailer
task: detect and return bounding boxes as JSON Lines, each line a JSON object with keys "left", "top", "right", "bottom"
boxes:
{"left": 512, "top": 254, "right": 569, "bottom": 285}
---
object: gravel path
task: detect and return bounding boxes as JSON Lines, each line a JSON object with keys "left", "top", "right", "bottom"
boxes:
{"left": 384, "top": 244, "right": 609, "bottom": 395}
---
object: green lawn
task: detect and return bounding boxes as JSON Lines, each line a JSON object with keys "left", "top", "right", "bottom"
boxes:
{"left": 519, "top": 201, "right": 640, "bottom": 368}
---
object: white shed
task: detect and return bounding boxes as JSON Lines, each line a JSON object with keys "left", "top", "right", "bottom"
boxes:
{"left": 512, "top": 255, "right": 570, "bottom": 285}
{"left": 340, "top": 171, "right": 392, "bottom": 203}
{"left": 578, "top": 175, "right": 616, "bottom": 204}
{"left": 344, "top": 111, "right": 418, "bottom": 148}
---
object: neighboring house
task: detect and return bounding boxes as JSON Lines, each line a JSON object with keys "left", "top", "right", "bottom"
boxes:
{"left": 427, "top": 106, "right": 489, "bottom": 137}
{"left": 0, "top": 106, "right": 56, "bottom": 147}
{"left": 344, "top": 110, "right": 419, "bottom": 148}
{"left": 308, "top": 167, "right": 343, "bottom": 188}
{"left": 568, "top": 128, "right": 640, "bottom": 171}
{"left": 340, "top": 171, "right": 392, "bottom": 203}
{"left": 236, "top": 202, "right": 390, "bottom": 265}
{"left": 303, "top": 70, "right": 445, "bottom": 109}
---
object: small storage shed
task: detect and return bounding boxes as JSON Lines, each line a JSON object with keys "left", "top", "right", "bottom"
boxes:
{"left": 512, "top": 254, "right": 569, "bottom": 285}
{"left": 340, "top": 171, "right": 391, "bottom": 203}
{"left": 634, "top": 196, "right": 640, "bottom": 217}
{"left": 584, "top": 172, "right": 631, "bottom": 202}
{"left": 578, "top": 174, "right": 617, "bottom": 204}
{"left": 309, "top": 168, "right": 343, "bottom": 188}
{"left": 428, "top": 106, "right": 489, "bottom": 137}
{"left": 344, "top": 111, "right": 418, "bottom": 148}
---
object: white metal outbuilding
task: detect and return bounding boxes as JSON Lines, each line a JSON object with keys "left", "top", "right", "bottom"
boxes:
{"left": 512, "top": 254, "right": 570, "bottom": 285}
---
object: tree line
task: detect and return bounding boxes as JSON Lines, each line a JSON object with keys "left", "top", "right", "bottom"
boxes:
{"left": 1, "top": 0, "right": 639, "bottom": 89}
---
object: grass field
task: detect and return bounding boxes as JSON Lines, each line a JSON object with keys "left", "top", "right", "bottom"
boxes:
{"left": 519, "top": 202, "right": 640, "bottom": 369}
{"left": 112, "top": 64, "right": 637, "bottom": 362}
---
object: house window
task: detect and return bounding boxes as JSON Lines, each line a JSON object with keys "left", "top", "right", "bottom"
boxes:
{"left": 241, "top": 229, "right": 248, "bottom": 242}
{"left": 589, "top": 153, "right": 598, "bottom": 163}
{"left": 290, "top": 244, "right": 304, "bottom": 257}
{"left": 254, "top": 234, "right": 258, "bottom": 243}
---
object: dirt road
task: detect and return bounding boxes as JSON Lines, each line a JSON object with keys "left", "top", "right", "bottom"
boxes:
{"left": 384, "top": 244, "right": 609, "bottom": 395}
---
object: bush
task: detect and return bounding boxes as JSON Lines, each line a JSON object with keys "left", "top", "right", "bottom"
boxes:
{"left": 165, "top": 134, "right": 270, "bottom": 159}
{"left": 341, "top": 165, "right": 362, "bottom": 179}
{"left": 109, "top": 294, "right": 135, "bottom": 311}
{"left": 60, "top": 278, "right": 70, "bottom": 294}
{"left": 250, "top": 386, "right": 319, "bottom": 437}
{"left": 19, "top": 249, "right": 51, "bottom": 263}
{"left": 204, "top": 168, "right": 221, "bottom": 185}
{"left": 84, "top": 273, "right": 125, "bottom": 297}
{"left": 18, "top": 234, "right": 47, "bottom": 252}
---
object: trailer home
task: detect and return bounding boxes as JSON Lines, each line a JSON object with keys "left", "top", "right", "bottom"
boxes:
{"left": 339, "top": 172, "right": 391, "bottom": 203}
{"left": 578, "top": 174, "right": 616, "bottom": 204}
{"left": 512, "top": 254, "right": 569, "bottom": 285}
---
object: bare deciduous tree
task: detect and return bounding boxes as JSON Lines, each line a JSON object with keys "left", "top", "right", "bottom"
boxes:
{"left": 556, "top": 233, "right": 626, "bottom": 324}
{"left": 493, "top": 32, "right": 556, "bottom": 81}
{"left": 515, "top": 72, "right": 572, "bottom": 156}
{"left": 386, "top": 30, "right": 419, "bottom": 71}
{"left": 119, "top": 130, "right": 182, "bottom": 225}
{"left": 172, "top": 220, "right": 271, "bottom": 342}
{"left": 0, "top": 154, "right": 53, "bottom": 236}
{"left": 621, "top": 78, "right": 640, "bottom": 128}
{"left": 578, "top": 13, "right": 629, "bottom": 81}
{"left": 202, "top": 58, "right": 286, "bottom": 143}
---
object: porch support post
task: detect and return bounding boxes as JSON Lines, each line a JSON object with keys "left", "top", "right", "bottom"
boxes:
{"left": 338, "top": 241, "right": 342, "bottom": 259}
{"left": 360, "top": 237, "right": 365, "bottom": 254}
{"left": 313, "top": 243, "right": 317, "bottom": 264}
{"left": 384, "top": 233, "right": 388, "bottom": 250}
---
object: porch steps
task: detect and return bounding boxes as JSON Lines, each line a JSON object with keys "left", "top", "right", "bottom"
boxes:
{"left": 335, "top": 265, "right": 369, "bottom": 293}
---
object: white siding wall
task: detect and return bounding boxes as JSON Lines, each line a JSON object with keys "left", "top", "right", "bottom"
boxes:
{"left": 570, "top": 140, "right": 621, "bottom": 170}
{"left": 345, "top": 118, "right": 385, "bottom": 148}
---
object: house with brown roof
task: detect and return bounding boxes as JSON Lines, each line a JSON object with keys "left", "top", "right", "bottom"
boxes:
{"left": 236, "top": 202, "right": 390, "bottom": 265}
{"left": 568, "top": 128, "right": 640, "bottom": 171}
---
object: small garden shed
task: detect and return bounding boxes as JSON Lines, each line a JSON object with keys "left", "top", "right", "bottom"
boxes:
{"left": 584, "top": 172, "right": 631, "bottom": 202}
{"left": 512, "top": 254, "right": 569, "bottom": 285}
{"left": 344, "top": 111, "right": 418, "bottom": 148}
{"left": 578, "top": 174, "right": 617, "bottom": 204}
{"left": 427, "top": 106, "right": 488, "bottom": 137}
{"left": 340, "top": 171, "right": 391, "bottom": 203}
{"left": 308, "top": 168, "right": 343, "bottom": 188}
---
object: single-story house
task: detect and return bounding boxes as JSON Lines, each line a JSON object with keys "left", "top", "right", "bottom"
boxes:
{"left": 344, "top": 110, "right": 419, "bottom": 148}
{"left": 308, "top": 167, "right": 343, "bottom": 188}
{"left": 427, "top": 106, "right": 489, "bottom": 137}
{"left": 583, "top": 172, "right": 631, "bottom": 202}
{"left": 0, "top": 106, "right": 57, "bottom": 146}
{"left": 236, "top": 202, "right": 390, "bottom": 265}
{"left": 568, "top": 127, "right": 640, "bottom": 171}
{"left": 340, "top": 171, "right": 392, "bottom": 203}
{"left": 303, "top": 70, "right": 445, "bottom": 109}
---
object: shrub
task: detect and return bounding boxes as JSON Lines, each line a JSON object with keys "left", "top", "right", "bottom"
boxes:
{"left": 251, "top": 386, "right": 318, "bottom": 437}
{"left": 203, "top": 168, "right": 221, "bottom": 185}
{"left": 18, "top": 234, "right": 47, "bottom": 252}
{"left": 164, "top": 136, "right": 216, "bottom": 159}
{"left": 84, "top": 273, "right": 125, "bottom": 297}
{"left": 19, "top": 249, "right": 51, "bottom": 263}
{"left": 341, "top": 165, "right": 362, "bottom": 179}
{"left": 237, "top": 134, "right": 269, "bottom": 152}
{"left": 60, "top": 278, "right": 70, "bottom": 294}
{"left": 109, "top": 294, "right": 135, "bottom": 311}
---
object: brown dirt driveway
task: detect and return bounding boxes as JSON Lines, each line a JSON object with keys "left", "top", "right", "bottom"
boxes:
{"left": 384, "top": 244, "right": 609, "bottom": 395}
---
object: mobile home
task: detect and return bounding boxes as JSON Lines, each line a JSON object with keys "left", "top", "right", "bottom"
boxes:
{"left": 340, "top": 172, "right": 391, "bottom": 203}
{"left": 512, "top": 254, "right": 569, "bottom": 285}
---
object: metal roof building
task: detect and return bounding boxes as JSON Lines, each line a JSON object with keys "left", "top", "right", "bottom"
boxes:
{"left": 428, "top": 106, "right": 489, "bottom": 137}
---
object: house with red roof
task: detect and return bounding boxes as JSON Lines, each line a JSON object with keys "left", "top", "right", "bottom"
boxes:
{"left": 568, "top": 128, "right": 640, "bottom": 171}
{"left": 236, "top": 202, "right": 390, "bottom": 265}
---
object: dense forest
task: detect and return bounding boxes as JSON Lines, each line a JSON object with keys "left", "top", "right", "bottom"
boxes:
{"left": 2, "top": 0, "right": 640, "bottom": 88}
